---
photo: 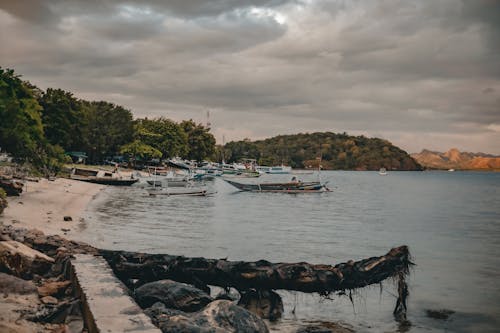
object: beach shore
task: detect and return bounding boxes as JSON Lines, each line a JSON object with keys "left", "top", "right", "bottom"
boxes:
{"left": 0, "top": 177, "right": 104, "bottom": 332}
{"left": 0, "top": 177, "right": 104, "bottom": 237}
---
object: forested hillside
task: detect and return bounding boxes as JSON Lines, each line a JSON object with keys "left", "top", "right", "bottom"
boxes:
{"left": 223, "top": 133, "right": 421, "bottom": 170}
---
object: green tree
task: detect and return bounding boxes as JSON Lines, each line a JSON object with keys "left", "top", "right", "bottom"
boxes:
{"left": 135, "top": 118, "right": 187, "bottom": 159}
{"left": 0, "top": 68, "right": 65, "bottom": 175}
{"left": 81, "top": 101, "right": 134, "bottom": 163}
{"left": 0, "top": 68, "right": 45, "bottom": 158}
{"left": 120, "top": 140, "right": 162, "bottom": 165}
{"left": 180, "top": 120, "right": 216, "bottom": 162}
{"left": 224, "top": 139, "right": 260, "bottom": 163}
{"left": 38, "top": 88, "right": 84, "bottom": 151}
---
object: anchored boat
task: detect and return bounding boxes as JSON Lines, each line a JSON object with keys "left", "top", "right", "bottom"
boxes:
{"left": 70, "top": 168, "right": 138, "bottom": 186}
{"left": 223, "top": 178, "right": 330, "bottom": 193}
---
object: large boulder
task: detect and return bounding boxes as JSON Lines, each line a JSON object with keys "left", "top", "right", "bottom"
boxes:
{"left": 238, "top": 290, "right": 283, "bottom": 321}
{"left": 135, "top": 279, "right": 213, "bottom": 311}
{"left": 37, "top": 280, "right": 71, "bottom": 297}
{"left": 0, "top": 240, "right": 54, "bottom": 279}
{"left": 0, "top": 177, "right": 23, "bottom": 196}
{"left": 0, "top": 272, "right": 37, "bottom": 294}
{"left": 149, "top": 300, "right": 269, "bottom": 333}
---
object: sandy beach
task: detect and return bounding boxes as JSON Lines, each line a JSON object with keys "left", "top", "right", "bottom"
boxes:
{"left": 0, "top": 177, "right": 104, "bottom": 332}
{"left": 0, "top": 177, "right": 104, "bottom": 237}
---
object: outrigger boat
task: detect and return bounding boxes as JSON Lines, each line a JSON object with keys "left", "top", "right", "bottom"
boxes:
{"left": 147, "top": 186, "right": 215, "bottom": 196}
{"left": 223, "top": 179, "right": 330, "bottom": 193}
{"left": 70, "top": 168, "right": 138, "bottom": 186}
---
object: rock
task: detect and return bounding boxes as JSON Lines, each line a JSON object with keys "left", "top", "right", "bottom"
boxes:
{"left": 238, "top": 290, "right": 283, "bottom": 321}
{"left": 0, "top": 195, "right": 6, "bottom": 214}
{"left": 63, "top": 216, "right": 72, "bottom": 222}
{"left": 0, "top": 272, "right": 37, "bottom": 294}
{"left": 41, "top": 295, "right": 58, "bottom": 305}
{"left": 144, "top": 302, "right": 186, "bottom": 319}
{"left": 135, "top": 279, "right": 213, "bottom": 311}
{"left": 0, "top": 240, "right": 54, "bottom": 279}
{"left": 151, "top": 300, "right": 269, "bottom": 333}
{"left": 199, "top": 300, "right": 269, "bottom": 332}
{"left": 0, "top": 178, "right": 23, "bottom": 196}
{"left": 426, "top": 309, "right": 455, "bottom": 320}
{"left": 37, "top": 280, "right": 71, "bottom": 297}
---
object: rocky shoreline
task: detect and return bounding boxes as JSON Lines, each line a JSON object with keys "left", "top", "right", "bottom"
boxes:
{"left": 0, "top": 225, "right": 411, "bottom": 332}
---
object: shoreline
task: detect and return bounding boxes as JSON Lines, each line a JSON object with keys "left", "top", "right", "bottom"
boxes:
{"left": 0, "top": 178, "right": 104, "bottom": 238}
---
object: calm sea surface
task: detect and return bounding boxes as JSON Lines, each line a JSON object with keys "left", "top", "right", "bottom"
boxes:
{"left": 79, "top": 171, "right": 500, "bottom": 332}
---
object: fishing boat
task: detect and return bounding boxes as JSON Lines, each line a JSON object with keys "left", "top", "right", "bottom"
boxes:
{"left": 70, "top": 168, "right": 138, "bottom": 186}
{"left": 223, "top": 178, "right": 330, "bottom": 193}
{"left": 147, "top": 185, "right": 215, "bottom": 196}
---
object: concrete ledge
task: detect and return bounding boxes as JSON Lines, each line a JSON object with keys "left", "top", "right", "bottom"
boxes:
{"left": 70, "top": 254, "right": 161, "bottom": 333}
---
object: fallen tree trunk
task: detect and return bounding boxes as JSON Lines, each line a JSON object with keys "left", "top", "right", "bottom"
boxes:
{"left": 1, "top": 226, "right": 412, "bottom": 320}
{"left": 101, "top": 246, "right": 411, "bottom": 294}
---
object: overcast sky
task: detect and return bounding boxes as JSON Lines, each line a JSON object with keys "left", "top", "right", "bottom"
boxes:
{"left": 1, "top": 0, "right": 499, "bottom": 154}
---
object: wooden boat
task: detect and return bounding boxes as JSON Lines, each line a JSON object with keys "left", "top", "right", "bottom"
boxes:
{"left": 223, "top": 179, "right": 330, "bottom": 193}
{"left": 147, "top": 186, "right": 215, "bottom": 196}
{"left": 70, "top": 168, "right": 138, "bottom": 186}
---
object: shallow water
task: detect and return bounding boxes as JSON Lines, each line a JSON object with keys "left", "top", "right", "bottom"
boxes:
{"left": 80, "top": 171, "right": 500, "bottom": 332}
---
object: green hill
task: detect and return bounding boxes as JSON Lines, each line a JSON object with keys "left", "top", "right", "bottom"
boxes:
{"left": 222, "top": 132, "right": 422, "bottom": 171}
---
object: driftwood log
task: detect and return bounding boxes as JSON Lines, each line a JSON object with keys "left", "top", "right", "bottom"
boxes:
{"left": 101, "top": 246, "right": 411, "bottom": 293}
{"left": 1, "top": 226, "right": 412, "bottom": 321}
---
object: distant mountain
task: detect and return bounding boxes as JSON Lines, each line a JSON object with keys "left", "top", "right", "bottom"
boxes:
{"left": 411, "top": 148, "right": 500, "bottom": 170}
{"left": 223, "top": 132, "right": 422, "bottom": 171}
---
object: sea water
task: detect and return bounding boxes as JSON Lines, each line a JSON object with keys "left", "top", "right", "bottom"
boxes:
{"left": 80, "top": 171, "right": 500, "bottom": 332}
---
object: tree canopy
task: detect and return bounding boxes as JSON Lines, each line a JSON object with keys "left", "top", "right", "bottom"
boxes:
{"left": 0, "top": 68, "right": 65, "bottom": 175}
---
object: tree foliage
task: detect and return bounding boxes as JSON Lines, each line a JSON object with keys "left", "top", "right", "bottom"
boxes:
{"left": 134, "top": 118, "right": 187, "bottom": 159}
{"left": 81, "top": 101, "right": 134, "bottom": 163}
{"left": 120, "top": 140, "right": 162, "bottom": 162}
{"left": 180, "top": 120, "right": 216, "bottom": 162}
{"left": 38, "top": 88, "right": 84, "bottom": 151}
{"left": 0, "top": 68, "right": 65, "bottom": 175}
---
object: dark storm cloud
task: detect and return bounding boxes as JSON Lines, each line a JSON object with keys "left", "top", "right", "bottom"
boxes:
{"left": 1, "top": 0, "right": 499, "bottom": 154}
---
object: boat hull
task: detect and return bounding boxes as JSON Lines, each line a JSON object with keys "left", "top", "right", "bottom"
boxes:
{"left": 223, "top": 179, "right": 329, "bottom": 193}
{"left": 71, "top": 175, "right": 138, "bottom": 186}
{"left": 147, "top": 188, "right": 214, "bottom": 196}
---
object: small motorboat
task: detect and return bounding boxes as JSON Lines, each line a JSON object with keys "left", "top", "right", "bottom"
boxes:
{"left": 379, "top": 168, "right": 387, "bottom": 176}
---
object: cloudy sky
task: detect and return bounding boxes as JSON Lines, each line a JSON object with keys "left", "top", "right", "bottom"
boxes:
{"left": 1, "top": 0, "right": 499, "bottom": 154}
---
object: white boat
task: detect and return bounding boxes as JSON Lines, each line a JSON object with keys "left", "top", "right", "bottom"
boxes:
{"left": 147, "top": 178, "right": 191, "bottom": 187}
{"left": 255, "top": 165, "right": 292, "bottom": 174}
{"left": 379, "top": 168, "right": 387, "bottom": 175}
{"left": 145, "top": 170, "right": 193, "bottom": 187}
{"left": 448, "top": 168, "right": 455, "bottom": 172}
